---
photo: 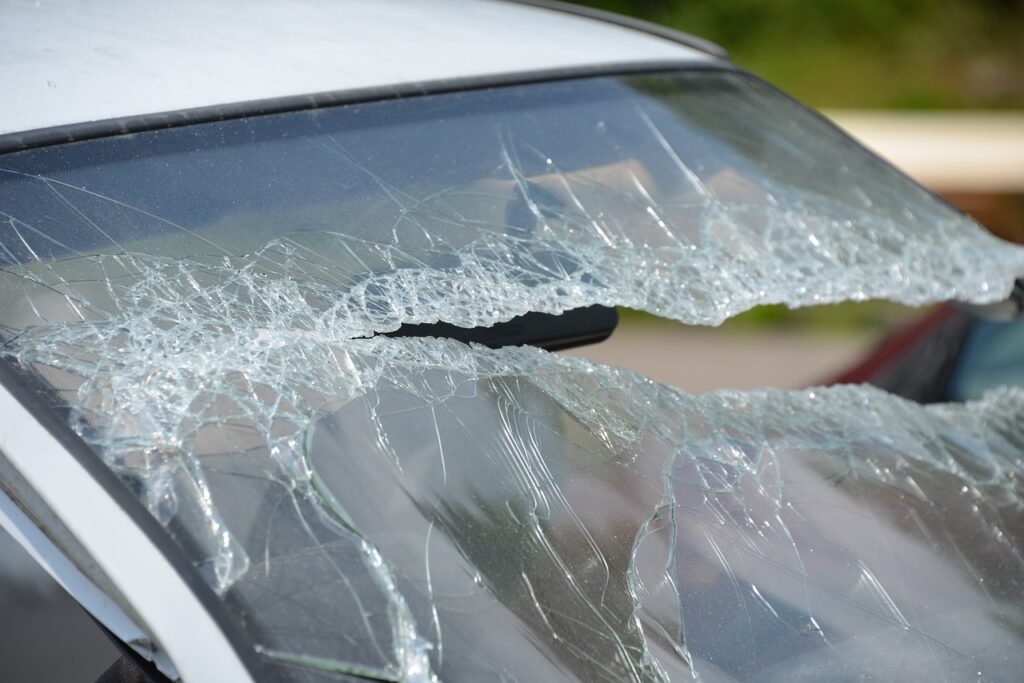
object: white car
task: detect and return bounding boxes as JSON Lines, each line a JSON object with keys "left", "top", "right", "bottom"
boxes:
{"left": 1, "top": 1, "right": 1023, "bottom": 682}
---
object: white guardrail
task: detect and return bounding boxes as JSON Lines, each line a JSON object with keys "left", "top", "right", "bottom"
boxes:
{"left": 825, "top": 110, "right": 1024, "bottom": 193}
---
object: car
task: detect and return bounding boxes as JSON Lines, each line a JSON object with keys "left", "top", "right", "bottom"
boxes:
{"left": 834, "top": 298, "right": 1024, "bottom": 402}
{"left": 1, "top": 1, "right": 1023, "bottom": 682}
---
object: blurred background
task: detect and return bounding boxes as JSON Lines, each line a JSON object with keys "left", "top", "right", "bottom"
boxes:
{"left": 566, "top": 0, "right": 1024, "bottom": 391}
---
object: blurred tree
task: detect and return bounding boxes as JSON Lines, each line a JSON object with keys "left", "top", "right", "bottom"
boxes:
{"left": 570, "top": 0, "right": 1024, "bottom": 109}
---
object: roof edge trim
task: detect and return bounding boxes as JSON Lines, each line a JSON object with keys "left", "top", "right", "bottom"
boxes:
{"left": 0, "top": 59, "right": 727, "bottom": 155}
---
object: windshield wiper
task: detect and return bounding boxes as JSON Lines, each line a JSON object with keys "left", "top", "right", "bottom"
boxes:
{"left": 385, "top": 304, "right": 618, "bottom": 351}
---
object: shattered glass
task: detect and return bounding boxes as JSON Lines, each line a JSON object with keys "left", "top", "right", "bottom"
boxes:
{"left": 0, "top": 70, "right": 1023, "bottom": 681}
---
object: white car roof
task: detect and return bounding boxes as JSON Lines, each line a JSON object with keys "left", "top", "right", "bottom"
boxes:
{"left": 0, "top": 0, "right": 716, "bottom": 138}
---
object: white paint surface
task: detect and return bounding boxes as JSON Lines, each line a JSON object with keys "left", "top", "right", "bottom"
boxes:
{"left": 0, "top": 487, "right": 180, "bottom": 678}
{"left": 0, "top": 0, "right": 711, "bottom": 136}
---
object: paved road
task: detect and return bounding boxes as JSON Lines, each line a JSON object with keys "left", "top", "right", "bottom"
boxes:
{"left": 565, "top": 322, "right": 880, "bottom": 393}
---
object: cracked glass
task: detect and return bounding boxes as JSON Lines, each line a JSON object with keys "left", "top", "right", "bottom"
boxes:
{"left": 1, "top": 70, "right": 1023, "bottom": 681}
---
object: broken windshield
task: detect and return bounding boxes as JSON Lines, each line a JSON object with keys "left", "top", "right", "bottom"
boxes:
{"left": 1, "top": 69, "right": 1023, "bottom": 682}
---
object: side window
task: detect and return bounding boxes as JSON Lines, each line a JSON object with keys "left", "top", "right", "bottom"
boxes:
{"left": 0, "top": 524, "right": 121, "bottom": 681}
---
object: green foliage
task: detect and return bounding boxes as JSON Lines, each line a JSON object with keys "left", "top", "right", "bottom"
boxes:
{"left": 572, "top": 0, "right": 1024, "bottom": 109}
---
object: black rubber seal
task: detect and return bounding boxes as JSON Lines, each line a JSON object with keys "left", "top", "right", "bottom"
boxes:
{"left": 0, "top": 59, "right": 726, "bottom": 156}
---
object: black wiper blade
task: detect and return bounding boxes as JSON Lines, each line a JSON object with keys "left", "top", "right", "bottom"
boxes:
{"left": 385, "top": 305, "right": 618, "bottom": 351}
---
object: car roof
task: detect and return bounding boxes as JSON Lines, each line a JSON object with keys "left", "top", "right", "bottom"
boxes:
{"left": 0, "top": 0, "right": 718, "bottom": 140}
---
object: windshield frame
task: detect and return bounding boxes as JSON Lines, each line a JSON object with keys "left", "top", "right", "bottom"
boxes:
{"left": 0, "top": 59, "right": 723, "bottom": 156}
